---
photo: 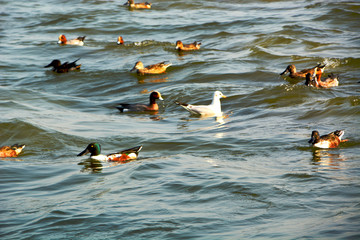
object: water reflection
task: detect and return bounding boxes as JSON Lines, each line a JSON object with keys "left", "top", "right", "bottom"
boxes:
{"left": 136, "top": 75, "right": 169, "bottom": 84}
{"left": 311, "top": 149, "right": 347, "bottom": 170}
{"left": 117, "top": 109, "right": 164, "bottom": 121}
{"left": 78, "top": 158, "right": 137, "bottom": 173}
{"left": 175, "top": 49, "right": 201, "bottom": 58}
{"left": 177, "top": 110, "right": 232, "bottom": 126}
{"left": 176, "top": 51, "right": 189, "bottom": 58}
{"left": 176, "top": 114, "right": 228, "bottom": 135}
{"left": 178, "top": 115, "right": 226, "bottom": 126}
{"left": 280, "top": 75, "right": 303, "bottom": 85}
{"left": 0, "top": 158, "right": 24, "bottom": 162}
{"left": 78, "top": 159, "right": 104, "bottom": 173}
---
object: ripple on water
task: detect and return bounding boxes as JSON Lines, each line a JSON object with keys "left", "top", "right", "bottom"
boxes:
{"left": 1, "top": 0, "right": 360, "bottom": 239}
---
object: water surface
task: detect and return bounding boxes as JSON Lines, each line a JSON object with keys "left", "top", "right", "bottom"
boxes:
{"left": 1, "top": 0, "right": 360, "bottom": 239}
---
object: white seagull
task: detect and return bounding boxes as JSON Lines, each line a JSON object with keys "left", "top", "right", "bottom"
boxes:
{"left": 175, "top": 91, "right": 226, "bottom": 117}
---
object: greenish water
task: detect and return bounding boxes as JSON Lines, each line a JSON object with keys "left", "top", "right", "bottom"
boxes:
{"left": 1, "top": 0, "right": 360, "bottom": 239}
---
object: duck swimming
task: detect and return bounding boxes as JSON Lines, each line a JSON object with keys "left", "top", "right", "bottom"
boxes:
{"left": 124, "top": 0, "right": 151, "bottom": 9}
{"left": 117, "top": 91, "right": 163, "bottom": 112}
{"left": 117, "top": 36, "right": 124, "bottom": 45}
{"left": 317, "top": 73, "right": 339, "bottom": 88}
{"left": 175, "top": 40, "right": 201, "bottom": 51}
{"left": 280, "top": 63, "right": 326, "bottom": 78}
{"left": 58, "top": 35, "right": 86, "bottom": 46}
{"left": 175, "top": 91, "right": 226, "bottom": 117}
{"left": 77, "top": 143, "right": 142, "bottom": 162}
{"left": 305, "top": 68, "right": 339, "bottom": 88}
{"left": 308, "top": 130, "right": 347, "bottom": 148}
{"left": 305, "top": 73, "right": 318, "bottom": 87}
{"left": 130, "top": 61, "right": 172, "bottom": 75}
{"left": 44, "top": 59, "right": 81, "bottom": 73}
{"left": 0, "top": 144, "right": 25, "bottom": 158}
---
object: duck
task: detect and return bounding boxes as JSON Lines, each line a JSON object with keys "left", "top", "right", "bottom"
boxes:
{"left": 305, "top": 73, "right": 316, "bottom": 87}
{"left": 130, "top": 61, "right": 172, "bottom": 75}
{"left": 124, "top": 0, "right": 151, "bottom": 9}
{"left": 58, "top": 35, "right": 86, "bottom": 46}
{"left": 315, "top": 71, "right": 339, "bottom": 88}
{"left": 44, "top": 59, "right": 81, "bottom": 73}
{"left": 305, "top": 68, "right": 339, "bottom": 88}
{"left": 280, "top": 63, "right": 326, "bottom": 78}
{"left": 117, "top": 36, "right": 124, "bottom": 45}
{"left": 175, "top": 91, "right": 226, "bottom": 117}
{"left": 175, "top": 40, "right": 201, "bottom": 51}
{"left": 0, "top": 144, "right": 25, "bottom": 158}
{"left": 77, "top": 143, "right": 142, "bottom": 162}
{"left": 308, "top": 130, "right": 347, "bottom": 148}
{"left": 318, "top": 73, "right": 339, "bottom": 88}
{"left": 117, "top": 91, "right": 163, "bottom": 112}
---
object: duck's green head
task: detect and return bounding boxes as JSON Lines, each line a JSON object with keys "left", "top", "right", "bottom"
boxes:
{"left": 77, "top": 143, "right": 101, "bottom": 157}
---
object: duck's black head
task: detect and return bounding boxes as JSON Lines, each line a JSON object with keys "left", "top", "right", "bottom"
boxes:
{"left": 150, "top": 91, "right": 163, "bottom": 102}
{"left": 309, "top": 131, "right": 320, "bottom": 144}
{"left": 44, "top": 59, "right": 61, "bottom": 68}
{"left": 333, "top": 130, "right": 344, "bottom": 139}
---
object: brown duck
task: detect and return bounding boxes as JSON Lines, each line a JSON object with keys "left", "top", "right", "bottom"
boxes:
{"left": 124, "top": 0, "right": 151, "bottom": 9}
{"left": 130, "top": 61, "right": 172, "bottom": 75}
{"left": 305, "top": 68, "right": 339, "bottom": 88}
{"left": 308, "top": 130, "right": 347, "bottom": 148}
{"left": 117, "top": 91, "right": 163, "bottom": 112}
{"left": 280, "top": 63, "right": 326, "bottom": 78}
{"left": 175, "top": 40, "right": 201, "bottom": 51}
{"left": 0, "top": 144, "right": 25, "bottom": 158}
